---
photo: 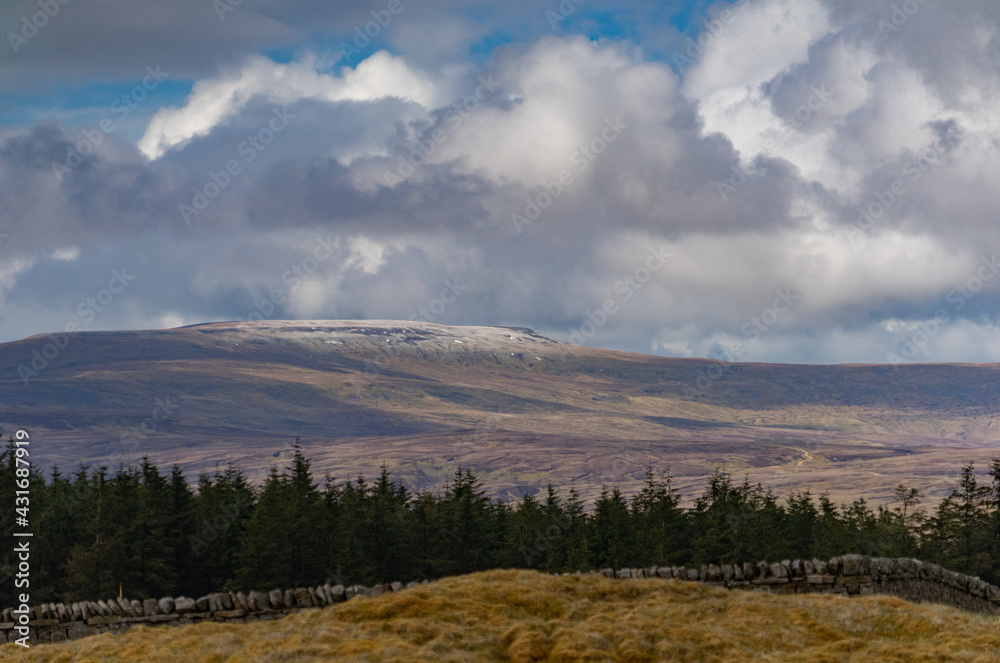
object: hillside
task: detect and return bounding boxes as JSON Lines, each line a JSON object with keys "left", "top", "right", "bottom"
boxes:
{"left": 4, "top": 570, "right": 1000, "bottom": 662}
{"left": 2, "top": 320, "right": 999, "bottom": 504}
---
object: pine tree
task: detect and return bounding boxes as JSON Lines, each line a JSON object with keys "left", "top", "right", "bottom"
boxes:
{"left": 589, "top": 486, "right": 632, "bottom": 569}
{"left": 126, "top": 457, "right": 177, "bottom": 597}
{"left": 284, "top": 442, "right": 327, "bottom": 586}
{"left": 192, "top": 464, "right": 255, "bottom": 592}
{"left": 64, "top": 465, "right": 113, "bottom": 598}
{"left": 438, "top": 468, "right": 499, "bottom": 574}
{"left": 506, "top": 492, "right": 548, "bottom": 569}
{"left": 167, "top": 465, "right": 198, "bottom": 596}
{"left": 783, "top": 491, "right": 818, "bottom": 559}
{"left": 560, "top": 487, "right": 590, "bottom": 571}
{"left": 236, "top": 467, "right": 288, "bottom": 588}
{"left": 925, "top": 463, "right": 992, "bottom": 576}
{"left": 631, "top": 470, "right": 688, "bottom": 566}
{"left": 363, "top": 465, "right": 412, "bottom": 581}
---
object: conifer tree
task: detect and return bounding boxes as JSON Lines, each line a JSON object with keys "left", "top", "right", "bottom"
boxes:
{"left": 167, "top": 465, "right": 198, "bottom": 596}
{"left": 925, "top": 463, "right": 992, "bottom": 577}
{"left": 589, "top": 486, "right": 632, "bottom": 569}
{"left": 631, "top": 470, "right": 689, "bottom": 566}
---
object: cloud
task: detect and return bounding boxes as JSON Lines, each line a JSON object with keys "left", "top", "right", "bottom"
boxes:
{"left": 3, "top": 0, "right": 1000, "bottom": 366}
{"left": 138, "top": 51, "right": 440, "bottom": 159}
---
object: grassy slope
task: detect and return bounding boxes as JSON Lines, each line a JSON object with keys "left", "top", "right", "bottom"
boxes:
{"left": 5, "top": 570, "right": 1000, "bottom": 662}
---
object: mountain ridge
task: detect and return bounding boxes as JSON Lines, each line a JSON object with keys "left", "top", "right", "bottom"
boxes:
{"left": 1, "top": 320, "right": 998, "bottom": 504}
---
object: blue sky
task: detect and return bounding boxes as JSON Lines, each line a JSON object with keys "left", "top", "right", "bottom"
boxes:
{"left": 2, "top": 0, "right": 1000, "bottom": 365}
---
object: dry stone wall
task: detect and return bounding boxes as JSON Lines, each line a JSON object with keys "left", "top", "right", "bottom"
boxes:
{"left": 600, "top": 555, "right": 1000, "bottom": 616}
{"left": 4, "top": 555, "right": 998, "bottom": 646}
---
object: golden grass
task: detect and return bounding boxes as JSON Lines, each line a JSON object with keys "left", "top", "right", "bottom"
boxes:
{"left": 5, "top": 571, "right": 1000, "bottom": 662}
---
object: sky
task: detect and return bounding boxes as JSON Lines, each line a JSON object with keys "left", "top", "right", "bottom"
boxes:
{"left": 1, "top": 0, "right": 999, "bottom": 364}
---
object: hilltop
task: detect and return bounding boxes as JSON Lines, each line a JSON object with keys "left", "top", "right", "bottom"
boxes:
{"left": 3, "top": 570, "right": 1000, "bottom": 662}
{"left": 1, "top": 320, "right": 998, "bottom": 504}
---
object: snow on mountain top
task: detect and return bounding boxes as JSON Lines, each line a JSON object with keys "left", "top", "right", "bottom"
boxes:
{"left": 180, "top": 320, "right": 562, "bottom": 354}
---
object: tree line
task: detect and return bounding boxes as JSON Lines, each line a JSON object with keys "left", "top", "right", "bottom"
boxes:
{"left": 1, "top": 438, "right": 998, "bottom": 608}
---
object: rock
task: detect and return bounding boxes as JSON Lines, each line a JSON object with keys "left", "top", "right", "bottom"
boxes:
{"left": 71, "top": 603, "right": 82, "bottom": 621}
{"left": 88, "top": 601, "right": 102, "bottom": 617}
{"left": 284, "top": 589, "right": 295, "bottom": 609}
{"left": 707, "top": 564, "right": 723, "bottom": 582}
{"left": 148, "top": 614, "right": 180, "bottom": 623}
{"left": 143, "top": 599, "right": 159, "bottom": 617}
{"left": 235, "top": 592, "right": 249, "bottom": 611}
{"left": 130, "top": 600, "right": 143, "bottom": 617}
{"left": 116, "top": 597, "right": 134, "bottom": 617}
{"left": 743, "top": 562, "right": 757, "bottom": 580}
{"left": 56, "top": 604, "right": 69, "bottom": 622}
{"left": 104, "top": 599, "right": 122, "bottom": 616}
{"left": 67, "top": 625, "right": 99, "bottom": 639}
{"left": 600, "top": 568, "right": 614, "bottom": 578}
{"left": 721, "top": 565, "right": 733, "bottom": 582}
{"left": 213, "top": 609, "right": 246, "bottom": 619}
{"left": 769, "top": 563, "right": 789, "bottom": 579}
{"left": 390, "top": 582, "right": 403, "bottom": 593}
{"left": 812, "top": 559, "right": 828, "bottom": 575}
{"left": 756, "top": 562, "right": 769, "bottom": 579}
{"left": 686, "top": 568, "right": 699, "bottom": 581}
{"left": 195, "top": 596, "right": 210, "bottom": 612}
{"left": 330, "top": 585, "right": 346, "bottom": 602}
{"left": 269, "top": 589, "right": 284, "bottom": 609}
{"left": 732, "top": 564, "right": 744, "bottom": 581}
{"left": 294, "top": 587, "right": 313, "bottom": 608}
{"left": 229, "top": 592, "right": 242, "bottom": 611}
{"left": 803, "top": 560, "right": 815, "bottom": 575}
{"left": 174, "top": 598, "right": 196, "bottom": 614}
{"left": 308, "top": 587, "right": 322, "bottom": 606}
{"left": 220, "top": 593, "right": 234, "bottom": 610}
{"left": 617, "top": 568, "right": 630, "bottom": 579}
{"left": 841, "top": 554, "right": 863, "bottom": 576}
{"left": 806, "top": 574, "right": 835, "bottom": 585}
{"left": 158, "top": 597, "right": 175, "bottom": 615}
{"left": 656, "top": 567, "right": 673, "bottom": 579}
{"left": 791, "top": 560, "right": 805, "bottom": 577}
{"left": 827, "top": 557, "right": 842, "bottom": 575}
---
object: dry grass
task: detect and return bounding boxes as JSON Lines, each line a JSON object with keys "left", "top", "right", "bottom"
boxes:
{"left": 5, "top": 570, "right": 1000, "bottom": 662}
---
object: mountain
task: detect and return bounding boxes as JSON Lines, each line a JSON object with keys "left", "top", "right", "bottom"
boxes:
{"left": 1, "top": 320, "right": 998, "bottom": 504}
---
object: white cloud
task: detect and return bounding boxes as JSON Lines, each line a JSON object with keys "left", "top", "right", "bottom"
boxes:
{"left": 138, "top": 51, "right": 440, "bottom": 159}
{"left": 429, "top": 37, "right": 681, "bottom": 187}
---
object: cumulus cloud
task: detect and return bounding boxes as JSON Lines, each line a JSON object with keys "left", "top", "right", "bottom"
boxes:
{"left": 138, "top": 52, "right": 441, "bottom": 159}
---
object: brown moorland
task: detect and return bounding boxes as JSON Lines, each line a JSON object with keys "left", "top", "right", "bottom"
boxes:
{"left": 1, "top": 320, "right": 998, "bottom": 506}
